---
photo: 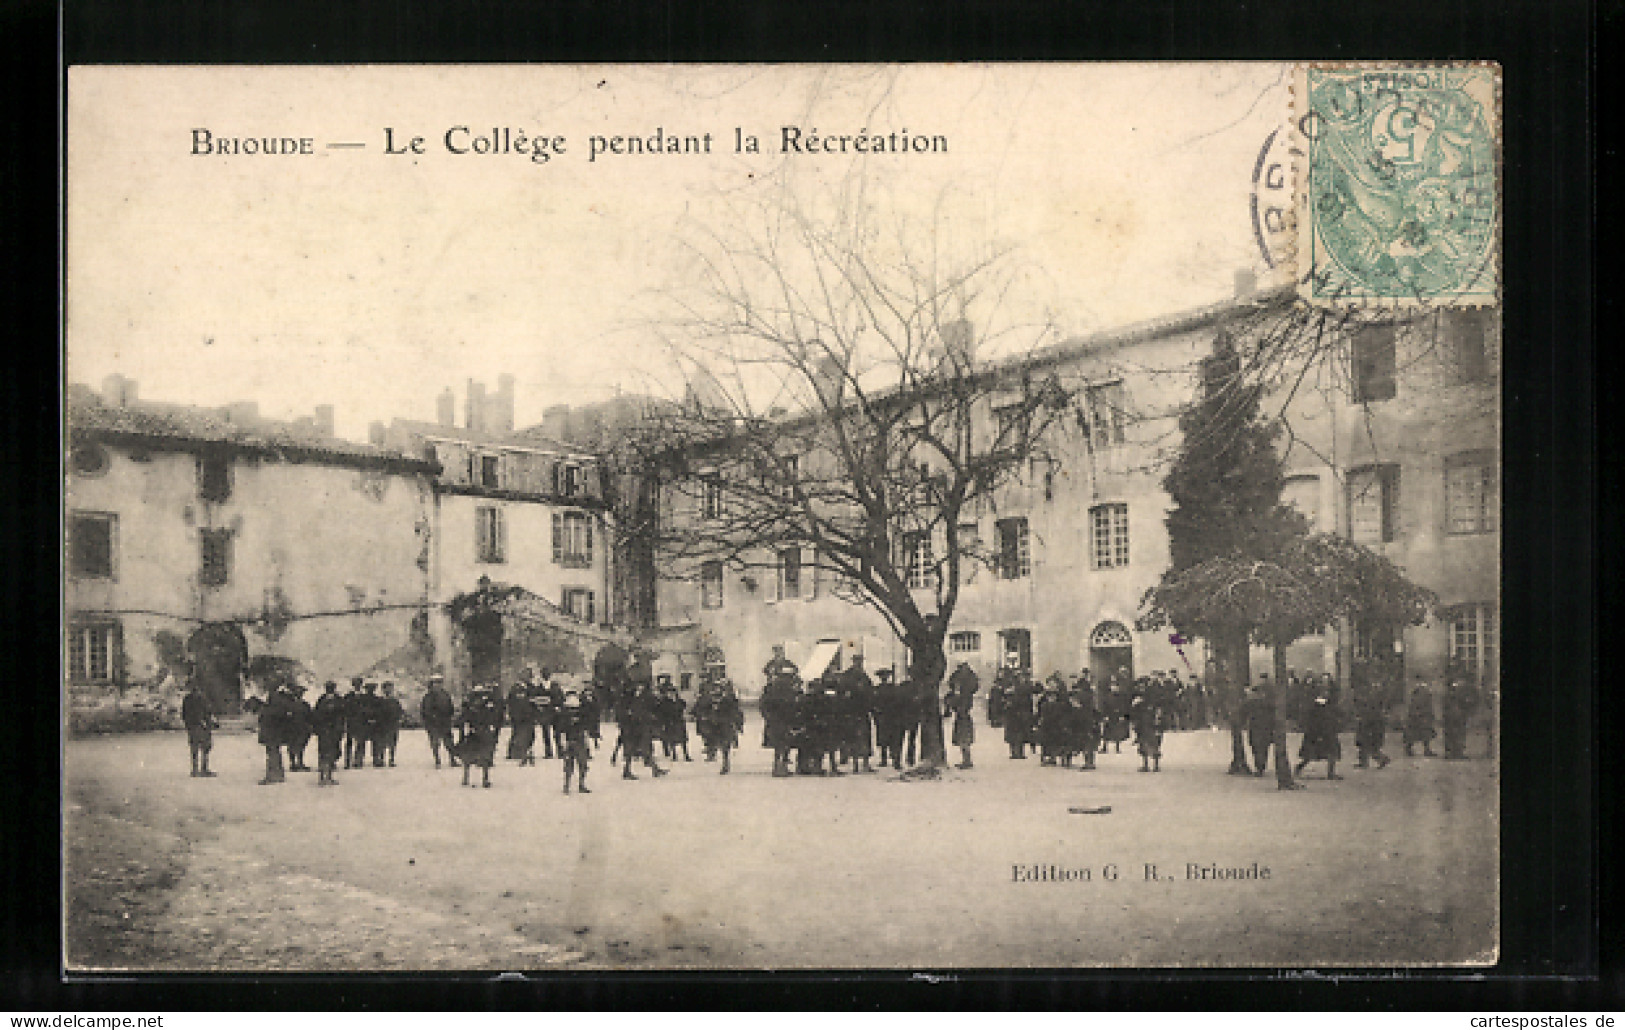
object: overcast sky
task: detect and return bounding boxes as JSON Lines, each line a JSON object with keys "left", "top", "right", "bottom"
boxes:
{"left": 67, "top": 64, "right": 1292, "bottom": 441}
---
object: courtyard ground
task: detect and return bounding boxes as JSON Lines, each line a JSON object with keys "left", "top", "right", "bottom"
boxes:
{"left": 63, "top": 716, "right": 1497, "bottom": 971}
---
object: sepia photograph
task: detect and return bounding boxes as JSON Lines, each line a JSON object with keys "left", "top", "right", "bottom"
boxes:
{"left": 63, "top": 63, "right": 1500, "bottom": 971}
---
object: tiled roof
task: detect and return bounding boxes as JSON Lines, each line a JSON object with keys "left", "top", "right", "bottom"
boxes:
{"left": 68, "top": 392, "right": 438, "bottom": 471}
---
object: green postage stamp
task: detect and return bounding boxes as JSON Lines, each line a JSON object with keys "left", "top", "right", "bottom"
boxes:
{"left": 1295, "top": 63, "right": 1500, "bottom": 307}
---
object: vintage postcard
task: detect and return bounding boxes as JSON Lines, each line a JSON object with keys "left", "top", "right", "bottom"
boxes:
{"left": 64, "top": 64, "right": 1500, "bottom": 970}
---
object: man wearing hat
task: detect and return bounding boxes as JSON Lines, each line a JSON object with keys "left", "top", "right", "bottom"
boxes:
{"left": 945, "top": 662, "right": 980, "bottom": 770}
{"left": 359, "top": 682, "right": 385, "bottom": 767}
{"left": 420, "top": 674, "right": 458, "bottom": 768}
{"left": 312, "top": 680, "right": 346, "bottom": 786}
{"left": 285, "top": 681, "right": 314, "bottom": 773}
{"left": 506, "top": 675, "right": 538, "bottom": 764}
{"left": 256, "top": 682, "right": 296, "bottom": 785}
{"left": 342, "top": 677, "right": 367, "bottom": 769}
{"left": 181, "top": 674, "right": 218, "bottom": 778}
{"left": 377, "top": 682, "right": 405, "bottom": 767}
{"left": 759, "top": 659, "right": 800, "bottom": 777}
{"left": 872, "top": 669, "right": 906, "bottom": 769}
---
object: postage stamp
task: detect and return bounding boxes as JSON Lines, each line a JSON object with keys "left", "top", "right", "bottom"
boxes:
{"left": 1294, "top": 63, "right": 1501, "bottom": 307}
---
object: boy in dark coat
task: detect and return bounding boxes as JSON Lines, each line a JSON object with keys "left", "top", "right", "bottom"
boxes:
{"left": 1352, "top": 675, "right": 1393, "bottom": 770}
{"left": 312, "top": 680, "right": 346, "bottom": 786}
{"left": 342, "top": 677, "right": 366, "bottom": 769}
{"left": 420, "top": 674, "right": 458, "bottom": 768}
{"left": 760, "top": 662, "right": 800, "bottom": 777}
{"left": 1442, "top": 676, "right": 1479, "bottom": 759}
{"left": 1243, "top": 681, "right": 1275, "bottom": 776}
{"left": 1071, "top": 673, "right": 1101, "bottom": 770}
{"left": 285, "top": 683, "right": 313, "bottom": 772}
{"left": 1131, "top": 681, "right": 1165, "bottom": 772}
{"left": 257, "top": 685, "right": 294, "bottom": 785}
{"left": 871, "top": 670, "right": 905, "bottom": 768}
{"left": 840, "top": 657, "right": 876, "bottom": 773}
{"left": 1294, "top": 676, "right": 1344, "bottom": 780}
{"left": 944, "top": 662, "right": 979, "bottom": 769}
{"left": 558, "top": 684, "right": 593, "bottom": 794}
{"left": 181, "top": 678, "right": 217, "bottom": 778}
{"left": 506, "top": 680, "right": 537, "bottom": 765}
{"left": 457, "top": 684, "right": 503, "bottom": 788}
{"left": 1402, "top": 677, "right": 1437, "bottom": 756}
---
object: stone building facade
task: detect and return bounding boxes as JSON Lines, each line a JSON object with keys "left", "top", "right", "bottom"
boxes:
{"left": 653, "top": 290, "right": 1500, "bottom": 698}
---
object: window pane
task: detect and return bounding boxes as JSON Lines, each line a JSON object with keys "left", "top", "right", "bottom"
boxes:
{"left": 1353, "top": 327, "right": 1397, "bottom": 402}
{"left": 1091, "top": 504, "right": 1128, "bottom": 568}
{"left": 71, "top": 516, "right": 113, "bottom": 578}
{"left": 88, "top": 626, "right": 110, "bottom": 681}
{"left": 1282, "top": 476, "right": 1321, "bottom": 529}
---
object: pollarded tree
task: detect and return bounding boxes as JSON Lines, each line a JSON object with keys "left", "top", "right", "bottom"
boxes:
{"left": 1139, "top": 532, "right": 1436, "bottom": 788}
{"left": 635, "top": 194, "right": 1073, "bottom": 772}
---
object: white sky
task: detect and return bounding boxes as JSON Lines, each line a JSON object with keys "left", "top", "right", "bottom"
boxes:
{"left": 67, "top": 64, "right": 1292, "bottom": 441}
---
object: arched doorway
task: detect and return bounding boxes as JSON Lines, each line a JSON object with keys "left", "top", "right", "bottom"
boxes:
{"left": 1089, "top": 621, "right": 1135, "bottom": 684}
{"left": 187, "top": 622, "right": 248, "bottom": 714}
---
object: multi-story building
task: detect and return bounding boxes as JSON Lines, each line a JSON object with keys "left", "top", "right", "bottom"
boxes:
{"left": 653, "top": 288, "right": 1500, "bottom": 697}
{"left": 66, "top": 377, "right": 440, "bottom": 712}
{"left": 65, "top": 374, "right": 622, "bottom": 713}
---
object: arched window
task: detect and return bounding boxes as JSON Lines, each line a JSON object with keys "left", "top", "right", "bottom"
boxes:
{"left": 1090, "top": 621, "right": 1134, "bottom": 649}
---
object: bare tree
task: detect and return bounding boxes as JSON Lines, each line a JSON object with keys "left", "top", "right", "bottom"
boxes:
{"left": 635, "top": 193, "right": 1072, "bottom": 771}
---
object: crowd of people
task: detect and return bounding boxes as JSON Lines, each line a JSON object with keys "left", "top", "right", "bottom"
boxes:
{"left": 175, "top": 644, "right": 1491, "bottom": 793}
{"left": 1228, "top": 669, "right": 1488, "bottom": 784}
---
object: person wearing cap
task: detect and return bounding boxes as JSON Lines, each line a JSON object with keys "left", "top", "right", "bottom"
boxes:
{"left": 872, "top": 669, "right": 905, "bottom": 769}
{"left": 620, "top": 679, "right": 667, "bottom": 779}
{"left": 839, "top": 655, "right": 876, "bottom": 774}
{"left": 1243, "top": 676, "right": 1276, "bottom": 777}
{"left": 1294, "top": 674, "right": 1344, "bottom": 781}
{"left": 342, "top": 677, "right": 367, "bottom": 769}
{"left": 505, "top": 677, "right": 538, "bottom": 765}
{"left": 760, "top": 659, "right": 800, "bottom": 777}
{"left": 998, "top": 663, "right": 1032, "bottom": 760}
{"left": 558, "top": 683, "right": 593, "bottom": 794}
{"left": 420, "top": 674, "right": 458, "bottom": 768}
{"left": 945, "top": 662, "right": 980, "bottom": 770}
{"left": 1402, "top": 676, "right": 1437, "bottom": 757}
{"left": 1131, "top": 678, "right": 1166, "bottom": 773}
{"left": 285, "top": 681, "right": 314, "bottom": 773}
{"left": 256, "top": 682, "right": 296, "bottom": 785}
{"left": 181, "top": 673, "right": 218, "bottom": 778}
{"left": 458, "top": 682, "right": 503, "bottom": 788}
{"left": 533, "top": 667, "right": 562, "bottom": 761}
{"left": 1070, "top": 670, "right": 1101, "bottom": 771}
{"left": 376, "top": 682, "right": 405, "bottom": 767}
{"left": 312, "top": 680, "right": 346, "bottom": 786}
{"left": 1441, "top": 673, "right": 1479, "bottom": 760}
{"left": 1352, "top": 670, "right": 1394, "bottom": 771}
{"left": 1037, "top": 673, "right": 1068, "bottom": 766}
{"left": 359, "top": 682, "right": 385, "bottom": 768}
{"left": 656, "top": 675, "right": 692, "bottom": 762}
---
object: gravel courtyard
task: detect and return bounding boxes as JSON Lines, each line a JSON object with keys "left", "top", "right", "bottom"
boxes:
{"left": 64, "top": 717, "right": 1497, "bottom": 971}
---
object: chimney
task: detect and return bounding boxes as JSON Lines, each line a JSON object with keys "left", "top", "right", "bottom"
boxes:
{"left": 314, "top": 404, "right": 335, "bottom": 437}
{"left": 368, "top": 421, "right": 386, "bottom": 447}
{"left": 811, "top": 350, "right": 846, "bottom": 409}
{"left": 467, "top": 380, "right": 488, "bottom": 433}
{"left": 1234, "top": 269, "right": 1258, "bottom": 298}
{"left": 542, "top": 404, "right": 571, "bottom": 441}
{"left": 494, "top": 374, "right": 516, "bottom": 433}
{"left": 224, "top": 401, "right": 259, "bottom": 425}
{"left": 940, "top": 319, "right": 976, "bottom": 368}
{"left": 436, "top": 387, "right": 456, "bottom": 428}
{"left": 101, "top": 374, "right": 137, "bottom": 407}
